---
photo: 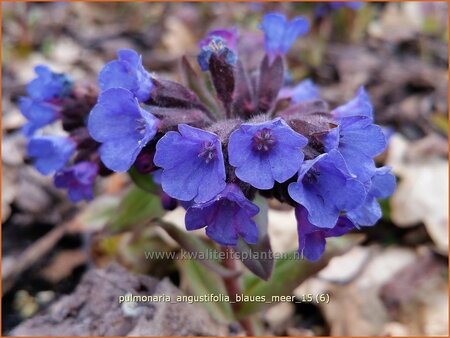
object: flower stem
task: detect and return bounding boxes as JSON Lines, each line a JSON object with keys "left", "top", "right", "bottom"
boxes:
{"left": 222, "top": 246, "right": 255, "bottom": 336}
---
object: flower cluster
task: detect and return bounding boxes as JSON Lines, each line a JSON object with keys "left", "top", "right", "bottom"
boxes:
{"left": 20, "top": 66, "right": 107, "bottom": 202}
{"left": 19, "top": 65, "right": 73, "bottom": 136}
{"left": 21, "top": 11, "right": 395, "bottom": 261}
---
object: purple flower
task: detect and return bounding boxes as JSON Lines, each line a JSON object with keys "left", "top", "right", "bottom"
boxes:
{"left": 347, "top": 166, "right": 396, "bottom": 226}
{"left": 323, "top": 116, "right": 386, "bottom": 181}
{"left": 19, "top": 65, "right": 72, "bottom": 136}
{"left": 330, "top": 2, "right": 363, "bottom": 10}
{"left": 295, "top": 205, "right": 355, "bottom": 261}
{"left": 288, "top": 150, "right": 366, "bottom": 229}
{"left": 197, "top": 36, "right": 237, "bottom": 71}
{"left": 260, "top": 12, "right": 309, "bottom": 57}
{"left": 315, "top": 2, "right": 363, "bottom": 17}
{"left": 332, "top": 87, "right": 373, "bottom": 120}
{"left": 278, "top": 78, "right": 320, "bottom": 103}
{"left": 54, "top": 162, "right": 98, "bottom": 202}
{"left": 98, "top": 49, "right": 153, "bottom": 102}
{"left": 27, "top": 136, "right": 76, "bottom": 175}
{"left": 154, "top": 124, "right": 226, "bottom": 203}
{"left": 19, "top": 98, "right": 60, "bottom": 137}
{"left": 199, "top": 27, "right": 238, "bottom": 51}
{"left": 228, "top": 118, "right": 308, "bottom": 190}
{"left": 27, "top": 65, "right": 73, "bottom": 101}
{"left": 88, "top": 88, "right": 159, "bottom": 172}
{"left": 185, "top": 184, "right": 259, "bottom": 245}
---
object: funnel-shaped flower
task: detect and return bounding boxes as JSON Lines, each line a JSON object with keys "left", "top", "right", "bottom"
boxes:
{"left": 323, "top": 116, "right": 386, "bottom": 181}
{"left": 27, "top": 136, "right": 76, "bottom": 175}
{"left": 54, "top": 162, "right": 98, "bottom": 202}
{"left": 288, "top": 150, "right": 366, "bottom": 228}
{"left": 332, "top": 87, "right": 373, "bottom": 120}
{"left": 98, "top": 49, "right": 153, "bottom": 102}
{"left": 260, "top": 12, "right": 309, "bottom": 57}
{"left": 19, "top": 98, "right": 60, "bottom": 136}
{"left": 199, "top": 27, "right": 238, "bottom": 52}
{"left": 27, "top": 65, "right": 73, "bottom": 101}
{"left": 228, "top": 117, "right": 308, "bottom": 190}
{"left": 185, "top": 184, "right": 259, "bottom": 245}
{"left": 197, "top": 36, "right": 237, "bottom": 72}
{"left": 295, "top": 205, "right": 355, "bottom": 261}
{"left": 347, "top": 166, "right": 396, "bottom": 226}
{"left": 88, "top": 88, "right": 159, "bottom": 172}
{"left": 154, "top": 124, "right": 226, "bottom": 203}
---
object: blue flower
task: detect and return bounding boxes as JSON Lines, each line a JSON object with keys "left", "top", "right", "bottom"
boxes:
{"left": 347, "top": 166, "right": 396, "bottom": 226}
{"left": 27, "top": 136, "right": 76, "bottom": 175}
{"left": 295, "top": 205, "right": 355, "bottom": 261}
{"left": 19, "top": 97, "right": 60, "bottom": 137}
{"left": 332, "top": 86, "right": 373, "bottom": 120}
{"left": 98, "top": 49, "right": 153, "bottom": 102}
{"left": 154, "top": 124, "right": 226, "bottom": 203}
{"left": 197, "top": 36, "right": 237, "bottom": 71}
{"left": 288, "top": 150, "right": 366, "bottom": 229}
{"left": 279, "top": 78, "right": 320, "bottom": 103}
{"left": 260, "top": 12, "right": 309, "bottom": 57}
{"left": 315, "top": 2, "right": 363, "bottom": 17}
{"left": 27, "top": 65, "right": 73, "bottom": 101}
{"left": 54, "top": 162, "right": 98, "bottom": 202}
{"left": 322, "top": 116, "right": 387, "bottom": 181}
{"left": 199, "top": 27, "right": 238, "bottom": 52}
{"left": 19, "top": 65, "right": 72, "bottom": 136}
{"left": 330, "top": 2, "right": 363, "bottom": 10}
{"left": 228, "top": 117, "right": 308, "bottom": 190}
{"left": 185, "top": 184, "right": 259, "bottom": 245}
{"left": 88, "top": 88, "right": 159, "bottom": 172}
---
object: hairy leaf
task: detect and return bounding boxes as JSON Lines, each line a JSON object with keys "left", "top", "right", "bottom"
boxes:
{"left": 234, "top": 195, "right": 274, "bottom": 280}
{"left": 237, "top": 234, "right": 364, "bottom": 318}
{"left": 109, "top": 186, "right": 165, "bottom": 232}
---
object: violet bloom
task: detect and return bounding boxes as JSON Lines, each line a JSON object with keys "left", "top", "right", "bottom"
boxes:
{"left": 288, "top": 150, "right": 366, "bottom": 229}
{"left": 19, "top": 98, "right": 60, "bottom": 137}
{"left": 323, "top": 116, "right": 386, "bottom": 181}
{"left": 88, "top": 88, "right": 159, "bottom": 172}
{"left": 347, "top": 166, "right": 396, "bottom": 226}
{"left": 27, "top": 65, "right": 73, "bottom": 101}
{"left": 197, "top": 36, "right": 237, "bottom": 71}
{"left": 329, "top": 2, "right": 363, "bottom": 10}
{"left": 315, "top": 2, "right": 363, "bottom": 17}
{"left": 199, "top": 27, "right": 238, "bottom": 52}
{"left": 295, "top": 205, "right": 355, "bottom": 261}
{"left": 228, "top": 118, "right": 308, "bottom": 190}
{"left": 154, "top": 124, "right": 226, "bottom": 203}
{"left": 19, "top": 65, "right": 72, "bottom": 136}
{"left": 27, "top": 136, "right": 76, "bottom": 175}
{"left": 185, "top": 184, "right": 259, "bottom": 246}
{"left": 332, "top": 87, "right": 373, "bottom": 120}
{"left": 278, "top": 78, "right": 320, "bottom": 103}
{"left": 98, "top": 49, "right": 153, "bottom": 102}
{"left": 260, "top": 12, "right": 309, "bottom": 58}
{"left": 54, "top": 162, "right": 98, "bottom": 202}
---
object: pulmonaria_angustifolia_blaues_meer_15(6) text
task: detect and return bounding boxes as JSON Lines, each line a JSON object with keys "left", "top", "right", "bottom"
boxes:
{"left": 20, "top": 11, "right": 395, "bottom": 279}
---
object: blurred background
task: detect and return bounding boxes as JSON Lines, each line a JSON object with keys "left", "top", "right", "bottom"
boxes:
{"left": 2, "top": 2, "right": 448, "bottom": 336}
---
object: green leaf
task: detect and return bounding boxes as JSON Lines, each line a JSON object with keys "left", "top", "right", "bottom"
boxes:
{"left": 180, "top": 56, "right": 219, "bottom": 114}
{"left": 109, "top": 186, "right": 165, "bottom": 232}
{"left": 234, "top": 195, "right": 274, "bottom": 280}
{"left": 158, "top": 220, "right": 239, "bottom": 279}
{"left": 128, "top": 167, "right": 159, "bottom": 194}
{"left": 237, "top": 235, "right": 363, "bottom": 318}
{"left": 178, "top": 258, "right": 235, "bottom": 323}
{"left": 77, "top": 195, "right": 120, "bottom": 231}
